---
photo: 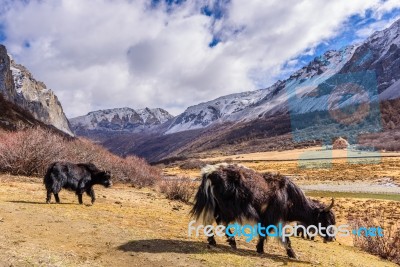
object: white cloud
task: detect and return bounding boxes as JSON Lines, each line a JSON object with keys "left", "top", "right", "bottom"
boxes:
{"left": 356, "top": 14, "right": 400, "bottom": 40}
{"left": 0, "top": 0, "right": 399, "bottom": 117}
{"left": 373, "top": 0, "right": 400, "bottom": 18}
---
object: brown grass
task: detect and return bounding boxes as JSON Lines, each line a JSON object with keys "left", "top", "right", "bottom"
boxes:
{"left": 0, "top": 177, "right": 397, "bottom": 266}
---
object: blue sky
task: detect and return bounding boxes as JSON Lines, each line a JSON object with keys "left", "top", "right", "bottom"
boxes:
{"left": 293, "top": 8, "right": 400, "bottom": 68}
{"left": 0, "top": 24, "right": 5, "bottom": 42}
{"left": 0, "top": 0, "right": 400, "bottom": 117}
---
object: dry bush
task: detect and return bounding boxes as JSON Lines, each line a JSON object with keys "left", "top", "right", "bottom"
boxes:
{"left": 158, "top": 178, "right": 197, "bottom": 203}
{"left": 359, "top": 129, "right": 400, "bottom": 152}
{"left": 65, "top": 138, "right": 161, "bottom": 187}
{"left": 0, "top": 127, "right": 161, "bottom": 187}
{"left": 179, "top": 159, "right": 206, "bottom": 170}
{"left": 350, "top": 211, "right": 400, "bottom": 265}
{"left": 0, "top": 128, "right": 67, "bottom": 176}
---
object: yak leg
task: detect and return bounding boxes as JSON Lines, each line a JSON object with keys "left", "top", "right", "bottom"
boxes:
{"left": 225, "top": 227, "right": 237, "bottom": 249}
{"left": 206, "top": 216, "right": 217, "bottom": 246}
{"left": 207, "top": 235, "right": 217, "bottom": 246}
{"left": 207, "top": 229, "right": 236, "bottom": 248}
{"left": 256, "top": 235, "right": 268, "bottom": 254}
{"left": 256, "top": 222, "right": 268, "bottom": 254}
{"left": 207, "top": 214, "right": 236, "bottom": 248}
{"left": 78, "top": 194, "right": 83, "bottom": 205}
{"left": 54, "top": 193, "right": 60, "bottom": 203}
{"left": 46, "top": 190, "right": 52, "bottom": 203}
{"left": 298, "top": 228, "right": 304, "bottom": 238}
{"left": 89, "top": 188, "right": 96, "bottom": 204}
{"left": 281, "top": 236, "right": 297, "bottom": 259}
{"left": 215, "top": 216, "right": 236, "bottom": 249}
{"left": 206, "top": 213, "right": 219, "bottom": 247}
{"left": 309, "top": 228, "right": 315, "bottom": 240}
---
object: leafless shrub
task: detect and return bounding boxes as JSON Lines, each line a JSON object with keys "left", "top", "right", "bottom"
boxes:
{"left": 350, "top": 211, "right": 400, "bottom": 265}
{"left": 65, "top": 138, "right": 161, "bottom": 187}
{"left": 359, "top": 130, "right": 400, "bottom": 151}
{"left": 158, "top": 178, "right": 197, "bottom": 203}
{"left": 0, "top": 128, "right": 161, "bottom": 187}
{"left": 0, "top": 128, "right": 66, "bottom": 176}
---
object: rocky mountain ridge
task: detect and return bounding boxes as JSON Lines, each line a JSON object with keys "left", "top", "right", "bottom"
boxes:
{"left": 70, "top": 107, "right": 173, "bottom": 133}
{"left": 0, "top": 45, "right": 73, "bottom": 135}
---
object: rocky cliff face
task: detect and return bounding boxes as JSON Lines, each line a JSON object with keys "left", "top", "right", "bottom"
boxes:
{"left": 70, "top": 107, "right": 173, "bottom": 133}
{"left": 0, "top": 45, "right": 73, "bottom": 136}
{"left": 0, "top": 45, "right": 17, "bottom": 103}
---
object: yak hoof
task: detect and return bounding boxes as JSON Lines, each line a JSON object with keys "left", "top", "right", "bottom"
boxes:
{"left": 207, "top": 238, "right": 217, "bottom": 247}
{"left": 227, "top": 240, "right": 237, "bottom": 249}
{"left": 287, "top": 249, "right": 297, "bottom": 259}
{"left": 208, "top": 240, "right": 217, "bottom": 246}
{"left": 256, "top": 243, "right": 264, "bottom": 254}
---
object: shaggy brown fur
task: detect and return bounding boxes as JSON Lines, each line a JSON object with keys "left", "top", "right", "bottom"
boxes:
{"left": 191, "top": 163, "right": 335, "bottom": 258}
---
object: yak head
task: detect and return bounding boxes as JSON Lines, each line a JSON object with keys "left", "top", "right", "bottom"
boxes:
{"left": 93, "top": 170, "right": 112, "bottom": 188}
{"left": 313, "top": 198, "right": 336, "bottom": 242}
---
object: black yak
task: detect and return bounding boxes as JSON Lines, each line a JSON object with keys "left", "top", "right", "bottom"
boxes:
{"left": 44, "top": 162, "right": 112, "bottom": 205}
{"left": 190, "top": 163, "right": 335, "bottom": 258}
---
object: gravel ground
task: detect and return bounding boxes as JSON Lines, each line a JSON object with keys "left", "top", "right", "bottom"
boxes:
{"left": 300, "top": 178, "right": 400, "bottom": 194}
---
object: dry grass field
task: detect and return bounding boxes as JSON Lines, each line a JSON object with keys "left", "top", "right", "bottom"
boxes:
{"left": 0, "top": 173, "right": 398, "bottom": 267}
{"left": 165, "top": 147, "right": 400, "bottom": 184}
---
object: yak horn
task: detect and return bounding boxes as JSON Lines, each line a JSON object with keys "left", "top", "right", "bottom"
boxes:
{"left": 324, "top": 198, "right": 334, "bottom": 212}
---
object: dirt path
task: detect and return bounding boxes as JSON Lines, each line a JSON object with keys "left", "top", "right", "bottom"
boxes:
{"left": 0, "top": 175, "right": 397, "bottom": 267}
{"left": 201, "top": 147, "right": 400, "bottom": 162}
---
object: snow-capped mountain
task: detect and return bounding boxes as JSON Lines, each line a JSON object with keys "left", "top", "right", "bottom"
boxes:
{"left": 165, "top": 89, "right": 269, "bottom": 133}
{"left": 0, "top": 45, "right": 73, "bottom": 136}
{"left": 166, "top": 45, "right": 358, "bottom": 134}
{"left": 70, "top": 107, "right": 173, "bottom": 132}
{"left": 166, "top": 19, "right": 400, "bottom": 135}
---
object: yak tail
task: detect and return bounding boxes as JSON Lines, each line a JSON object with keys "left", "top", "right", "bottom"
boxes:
{"left": 190, "top": 168, "right": 217, "bottom": 224}
{"left": 43, "top": 162, "right": 57, "bottom": 184}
